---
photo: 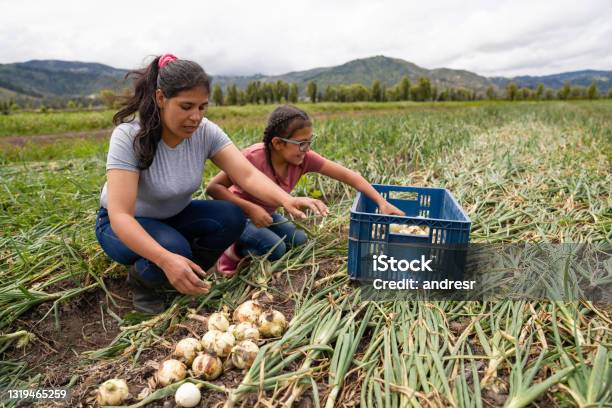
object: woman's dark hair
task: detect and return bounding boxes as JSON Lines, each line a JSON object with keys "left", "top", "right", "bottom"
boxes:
{"left": 113, "top": 56, "right": 211, "bottom": 169}
{"left": 262, "top": 104, "right": 312, "bottom": 178}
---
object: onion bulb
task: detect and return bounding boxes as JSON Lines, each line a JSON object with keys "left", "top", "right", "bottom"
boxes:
{"left": 258, "top": 310, "right": 287, "bottom": 338}
{"left": 201, "top": 330, "right": 235, "bottom": 357}
{"left": 192, "top": 352, "right": 223, "bottom": 380}
{"left": 174, "top": 382, "right": 201, "bottom": 407}
{"left": 232, "top": 322, "right": 260, "bottom": 341}
{"left": 173, "top": 337, "right": 202, "bottom": 365}
{"left": 233, "top": 300, "right": 263, "bottom": 324}
{"left": 156, "top": 359, "right": 187, "bottom": 386}
{"left": 230, "top": 340, "right": 260, "bottom": 369}
{"left": 96, "top": 378, "right": 129, "bottom": 406}
{"left": 207, "top": 312, "right": 230, "bottom": 332}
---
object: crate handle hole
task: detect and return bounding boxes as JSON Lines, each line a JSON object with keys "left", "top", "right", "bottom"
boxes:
{"left": 390, "top": 191, "right": 419, "bottom": 200}
{"left": 389, "top": 223, "right": 430, "bottom": 236}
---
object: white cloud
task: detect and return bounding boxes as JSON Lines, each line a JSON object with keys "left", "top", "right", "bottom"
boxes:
{"left": 1, "top": 0, "right": 610, "bottom": 77}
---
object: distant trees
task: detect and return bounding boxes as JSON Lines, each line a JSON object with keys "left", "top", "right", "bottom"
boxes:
{"left": 399, "top": 76, "right": 411, "bottom": 101}
{"left": 306, "top": 81, "right": 318, "bottom": 103}
{"left": 99, "top": 89, "right": 118, "bottom": 109}
{"left": 506, "top": 82, "right": 518, "bottom": 101}
{"left": 371, "top": 80, "right": 382, "bottom": 102}
{"left": 212, "top": 84, "right": 224, "bottom": 106}
{"left": 288, "top": 84, "right": 299, "bottom": 103}
{"left": 587, "top": 80, "right": 599, "bottom": 100}
{"left": 225, "top": 84, "right": 238, "bottom": 105}
{"left": 486, "top": 86, "right": 496, "bottom": 100}
{"left": 0, "top": 99, "right": 16, "bottom": 115}
{"left": 158, "top": 76, "right": 611, "bottom": 108}
{"left": 558, "top": 81, "right": 571, "bottom": 100}
{"left": 535, "top": 83, "right": 544, "bottom": 100}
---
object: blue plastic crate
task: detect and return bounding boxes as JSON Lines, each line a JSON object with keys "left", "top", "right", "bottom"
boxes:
{"left": 348, "top": 184, "right": 471, "bottom": 279}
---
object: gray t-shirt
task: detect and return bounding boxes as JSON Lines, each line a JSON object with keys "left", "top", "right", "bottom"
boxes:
{"left": 99, "top": 118, "right": 232, "bottom": 219}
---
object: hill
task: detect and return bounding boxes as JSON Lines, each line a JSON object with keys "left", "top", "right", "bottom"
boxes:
{"left": 0, "top": 57, "right": 610, "bottom": 100}
{"left": 0, "top": 60, "right": 128, "bottom": 97}
{"left": 490, "top": 70, "right": 612, "bottom": 91}
{"left": 214, "top": 56, "right": 495, "bottom": 93}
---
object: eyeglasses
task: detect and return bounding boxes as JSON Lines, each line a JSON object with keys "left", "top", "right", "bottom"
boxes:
{"left": 277, "top": 136, "right": 316, "bottom": 152}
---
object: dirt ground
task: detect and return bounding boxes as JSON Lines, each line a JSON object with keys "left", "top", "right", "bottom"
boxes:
{"left": 5, "top": 258, "right": 341, "bottom": 407}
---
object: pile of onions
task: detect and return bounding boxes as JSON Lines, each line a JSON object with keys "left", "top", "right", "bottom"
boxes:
{"left": 121, "top": 302, "right": 291, "bottom": 404}
{"left": 96, "top": 379, "right": 129, "bottom": 406}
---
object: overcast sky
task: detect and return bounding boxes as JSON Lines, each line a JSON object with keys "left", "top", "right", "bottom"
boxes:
{"left": 1, "top": 0, "right": 610, "bottom": 77}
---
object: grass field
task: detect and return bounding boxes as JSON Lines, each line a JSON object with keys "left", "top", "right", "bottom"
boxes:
{"left": 0, "top": 101, "right": 610, "bottom": 407}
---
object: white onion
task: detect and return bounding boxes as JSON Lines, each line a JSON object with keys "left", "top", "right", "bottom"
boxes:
{"left": 156, "top": 359, "right": 187, "bottom": 386}
{"left": 192, "top": 352, "right": 223, "bottom": 380}
{"left": 174, "top": 337, "right": 202, "bottom": 365}
{"left": 258, "top": 310, "right": 287, "bottom": 338}
{"left": 174, "top": 382, "right": 201, "bottom": 407}
{"left": 207, "top": 312, "right": 230, "bottom": 332}
{"left": 96, "top": 378, "right": 129, "bottom": 406}
{"left": 201, "top": 330, "right": 235, "bottom": 357}
{"left": 230, "top": 340, "right": 260, "bottom": 369}
{"left": 232, "top": 322, "right": 260, "bottom": 341}
{"left": 233, "top": 300, "right": 263, "bottom": 324}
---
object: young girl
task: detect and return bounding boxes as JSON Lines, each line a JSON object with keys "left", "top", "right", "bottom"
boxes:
{"left": 96, "top": 56, "right": 325, "bottom": 314}
{"left": 206, "top": 104, "right": 404, "bottom": 276}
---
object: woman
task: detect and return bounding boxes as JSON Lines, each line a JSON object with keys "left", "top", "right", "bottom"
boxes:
{"left": 95, "top": 54, "right": 327, "bottom": 314}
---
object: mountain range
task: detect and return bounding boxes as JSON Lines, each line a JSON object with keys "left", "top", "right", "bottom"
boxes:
{"left": 0, "top": 56, "right": 610, "bottom": 100}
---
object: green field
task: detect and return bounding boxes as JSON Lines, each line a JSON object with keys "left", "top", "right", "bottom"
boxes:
{"left": 0, "top": 100, "right": 517, "bottom": 138}
{"left": 0, "top": 101, "right": 610, "bottom": 407}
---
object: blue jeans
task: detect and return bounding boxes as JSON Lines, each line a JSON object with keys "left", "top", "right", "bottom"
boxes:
{"left": 95, "top": 200, "right": 246, "bottom": 286}
{"left": 235, "top": 213, "right": 308, "bottom": 261}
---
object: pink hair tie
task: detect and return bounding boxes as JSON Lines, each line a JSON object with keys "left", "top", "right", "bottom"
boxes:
{"left": 158, "top": 54, "right": 178, "bottom": 69}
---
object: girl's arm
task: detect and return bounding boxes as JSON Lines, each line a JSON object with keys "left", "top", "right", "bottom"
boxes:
{"left": 206, "top": 171, "right": 274, "bottom": 227}
{"left": 317, "top": 159, "right": 405, "bottom": 216}
{"left": 210, "top": 144, "right": 328, "bottom": 218}
{"left": 106, "top": 169, "right": 210, "bottom": 295}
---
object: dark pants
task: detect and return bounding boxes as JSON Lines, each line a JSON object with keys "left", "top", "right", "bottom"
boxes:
{"left": 95, "top": 200, "right": 246, "bottom": 286}
{"left": 236, "top": 212, "right": 308, "bottom": 261}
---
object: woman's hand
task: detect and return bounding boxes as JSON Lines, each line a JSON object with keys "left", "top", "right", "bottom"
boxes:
{"left": 246, "top": 204, "right": 273, "bottom": 228}
{"left": 157, "top": 253, "right": 211, "bottom": 295}
{"left": 379, "top": 201, "right": 405, "bottom": 216}
{"left": 283, "top": 197, "right": 329, "bottom": 219}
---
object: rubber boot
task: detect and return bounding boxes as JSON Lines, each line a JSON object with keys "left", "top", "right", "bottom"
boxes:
{"left": 126, "top": 265, "right": 168, "bottom": 315}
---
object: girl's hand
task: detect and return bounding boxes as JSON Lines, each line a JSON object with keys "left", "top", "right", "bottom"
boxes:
{"left": 157, "top": 253, "right": 211, "bottom": 295}
{"left": 247, "top": 204, "right": 273, "bottom": 228}
{"left": 283, "top": 197, "right": 329, "bottom": 219}
{"left": 379, "top": 201, "right": 405, "bottom": 216}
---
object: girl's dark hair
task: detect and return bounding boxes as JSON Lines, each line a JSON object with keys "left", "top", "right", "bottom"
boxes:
{"left": 113, "top": 56, "right": 211, "bottom": 169}
{"left": 262, "top": 104, "right": 312, "bottom": 178}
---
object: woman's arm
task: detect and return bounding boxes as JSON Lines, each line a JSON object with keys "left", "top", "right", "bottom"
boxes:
{"left": 206, "top": 171, "right": 273, "bottom": 227}
{"left": 317, "top": 159, "right": 405, "bottom": 216}
{"left": 210, "top": 144, "right": 328, "bottom": 218}
{"left": 106, "top": 169, "right": 210, "bottom": 295}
